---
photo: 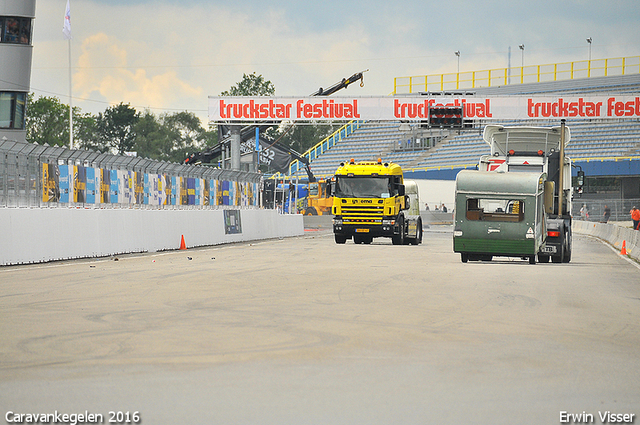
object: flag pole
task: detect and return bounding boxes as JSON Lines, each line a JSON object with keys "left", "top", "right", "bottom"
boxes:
{"left": 68, "top": 38, "right": 73, "bottom": 150}
{"left": 63, "top": 0, "right": 73, "bottom": 150}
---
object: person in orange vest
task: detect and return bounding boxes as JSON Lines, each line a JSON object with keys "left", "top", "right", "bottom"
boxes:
{"left": 630, "top": 206, "right": 640, "bottom": 230}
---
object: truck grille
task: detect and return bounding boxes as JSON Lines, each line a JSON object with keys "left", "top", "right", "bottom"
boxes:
{"left": 341, "top": 205, "right": 384, "bottom": 224}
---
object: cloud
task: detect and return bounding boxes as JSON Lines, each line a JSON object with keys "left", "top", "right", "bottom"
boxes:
{"left": 74, "top": 33, "right": 203, "bottom": 113}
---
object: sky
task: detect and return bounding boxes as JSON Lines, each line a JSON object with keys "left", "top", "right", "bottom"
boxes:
{"left": 30, "top": 0, "right": 640, "bottom": 125}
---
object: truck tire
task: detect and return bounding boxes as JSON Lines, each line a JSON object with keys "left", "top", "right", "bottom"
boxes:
{"left": 529, "top": 255, "right": 536, "bottom": 265}
{"left": 410, "top": 219, "right": 423, "bottom": 245}
{"left": 306, "top": 207, "right": 318, "bottom": 216}
{"left": 562, "top": 234, "right": 572, "bottom": 263}
{"left": 552, "top": 245, "right": 564, "bottom": 263}
{"left": 538, "top": 254, "right": 550, "bottom": 263}
{"left": 334, "top": 234, "right": 347, "bottom": 244}
{"left": 461, "top": 253, "right": 469, "bottom": 263}
{"left": 392, "top": 216, "right": 405, "bottom": 245}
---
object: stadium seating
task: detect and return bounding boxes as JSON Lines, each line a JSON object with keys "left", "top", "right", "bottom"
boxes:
{"left": 305, "top": 74, "right": 640, "bottom": 177}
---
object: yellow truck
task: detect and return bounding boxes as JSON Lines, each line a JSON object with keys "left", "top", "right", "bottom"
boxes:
{"left": 331, "top": 159, "right": 422, "bottom": 245}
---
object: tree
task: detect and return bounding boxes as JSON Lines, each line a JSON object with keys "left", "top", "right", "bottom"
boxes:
{"left": 26, "top": 94, "right": 70, "bottom": 146}
{"left": 74, "top": 111, "right": 99, "bottom": 152}
{"left": 221, "top": 72, "right": 275, "bottom": 96}
{"left": 97, "top": 103, "right": 139, "bottom": 154}
{"left": 129, "top": 110, "right": 218, "bottom": 163}
{"left": 25, "top": 95, "right": 219, "bottom": 162}
{"left": 275, "top": 122, "right": 339, "bottom": 155}
{"left": 26, "top": 94, "right": 98, "bottom": 150}
{"left": 159, "top": 111, "right": 209, "bottom": 163}
{"left": 131, "top": 110, "right": 166, "bottom": 160}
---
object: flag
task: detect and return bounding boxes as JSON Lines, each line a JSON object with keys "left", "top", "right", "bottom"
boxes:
{"left": 63, "top": 0, "right": 72, "bottom": 40}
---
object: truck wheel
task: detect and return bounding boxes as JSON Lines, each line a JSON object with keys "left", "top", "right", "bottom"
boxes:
{"left": 538, "top": 254, "right": 550, "bottom": 263}
{"left": 392, "top": 217, "right": 405, "bottom": 245}
{"left": 411, "top": 223, "right": 422, "bottom": 245}
{"left": 334, "top": 234, "right": 347, "bottom": 244}
{"left": 552, "top": 245, "right": 565, "bottom": 263}
{"left": 410, "top": 219, "right": 423, "bottom": 245}
{"left": 562, "top": 236, "right": 572, "bottom": 263}
{"left": 354, "top": 235, "right": 363, "bottom": 244}
{"left": 461, "top": 253, "right": 469, "bottom": 263}
{"left": 306, "top": 207, "right": 317, "bottom": 216}
{"left": 364, "top": 236, "right": 373, "bottom": 244}
{"left": 529, "top": 256, "right": 536, "bottom": 265}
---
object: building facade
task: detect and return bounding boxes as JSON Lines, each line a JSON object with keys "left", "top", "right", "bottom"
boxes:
{"left": 0, "top": 0, "right": 36, "bottom": 142}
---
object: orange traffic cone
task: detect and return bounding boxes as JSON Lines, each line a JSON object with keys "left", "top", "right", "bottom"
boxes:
{"left": 179, "top": 235, "right": 187, "bottom": 250}
{"left": 620, "top": 240, "right": 627, "bottom": 255}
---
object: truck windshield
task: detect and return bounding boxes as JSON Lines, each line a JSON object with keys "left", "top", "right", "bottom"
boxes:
{"left": 308, "top": 183, "right": 318, "bottom": 196}
{"left": 335, "top": 176, "right": 393, "bottom": 198}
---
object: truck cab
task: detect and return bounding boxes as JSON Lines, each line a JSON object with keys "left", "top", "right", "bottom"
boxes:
{"left": 332, "top": 159, "right": 422, "bottom": 245}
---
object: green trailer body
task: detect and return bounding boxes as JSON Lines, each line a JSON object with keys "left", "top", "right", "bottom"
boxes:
{"left": 453, "top": 170, "right": 547, "bottom": 263}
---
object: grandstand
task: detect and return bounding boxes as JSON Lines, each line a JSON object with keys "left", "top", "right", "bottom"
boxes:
{"left": 290, "top": 63, "right": 640, "bottom": 207}
{"left": 306, "top": 115, "right": 640, "bottom": 178}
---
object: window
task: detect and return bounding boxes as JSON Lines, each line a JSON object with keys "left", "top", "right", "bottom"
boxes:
{"left": 335, "top": 176, "right": 395, "bottom": 198}
{"left": 308, "top": 183, "right": 318, "bottom": 196}
{"left": 0, "top": 92, "right": 27, "bottom": 129}
{"left": 0, "top": 17, "right": 32, "bottom": 45}
{"left": 466, "top": 198, "right": 525, "bottom": 222}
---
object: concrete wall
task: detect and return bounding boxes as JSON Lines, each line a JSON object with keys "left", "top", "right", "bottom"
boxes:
{"left": 573, "top": 220, "right": 640, "bottom": 262}
{"left": 0, "top": 208, "right": 303, "bottom": 265}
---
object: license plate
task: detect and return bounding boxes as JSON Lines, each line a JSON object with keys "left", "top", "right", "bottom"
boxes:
{"left": 355, "top": 228, "right": 369, "bottom": 233}
{"left": 542, "top": 245, "right": 557, "bottom": 253}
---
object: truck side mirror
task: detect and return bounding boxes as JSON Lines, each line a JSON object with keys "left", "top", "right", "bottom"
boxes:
{"left": 577, "top": 170, "right": 585, "bottom": 188}
{"left": 328, "top": 181, "right": 335, "bottom": 197}
{"left": 397, "top": 184, "right": 405, "bottom": 196}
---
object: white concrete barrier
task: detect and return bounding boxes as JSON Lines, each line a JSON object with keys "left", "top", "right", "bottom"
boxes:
{"left": 573, "top": 220, "right": 640, "bottom": 262}
{"left": 0, "top": 208, "right": 303, "bottom": 265}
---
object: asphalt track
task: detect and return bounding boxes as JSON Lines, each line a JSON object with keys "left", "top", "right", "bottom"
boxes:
{"left": 1, "top": 227, "right": 639, "bottom": 424}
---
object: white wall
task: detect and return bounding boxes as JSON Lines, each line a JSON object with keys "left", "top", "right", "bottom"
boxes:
{"left": 0, "top": 208, "right": 303, "bottom": 265}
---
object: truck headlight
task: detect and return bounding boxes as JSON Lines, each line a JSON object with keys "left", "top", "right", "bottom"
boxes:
{"left": 454, "top": 230, "right": 463, "bottom": 237}
{"left": 382, "top": 219, "right": 395, "bottom": 225}
{"left": 333, "top": 219, "right": 342, "bottom": 225}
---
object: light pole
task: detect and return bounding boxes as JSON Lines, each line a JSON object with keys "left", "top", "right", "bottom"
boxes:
{"left": 586, "top": 37, "right": 592, "bottom": 78}
{"left": 454, "top": 51, "right": 461, "bottom": 89}
{"left": 519, "top": 44, "right": 525, "bottom": 84}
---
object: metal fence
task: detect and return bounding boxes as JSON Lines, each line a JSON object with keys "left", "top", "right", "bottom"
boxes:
{"left": 0, "top": 139, "right": 262, "bottom": 209}
{"left": 572, "top": 198, "right": 640, "bottom": 223}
